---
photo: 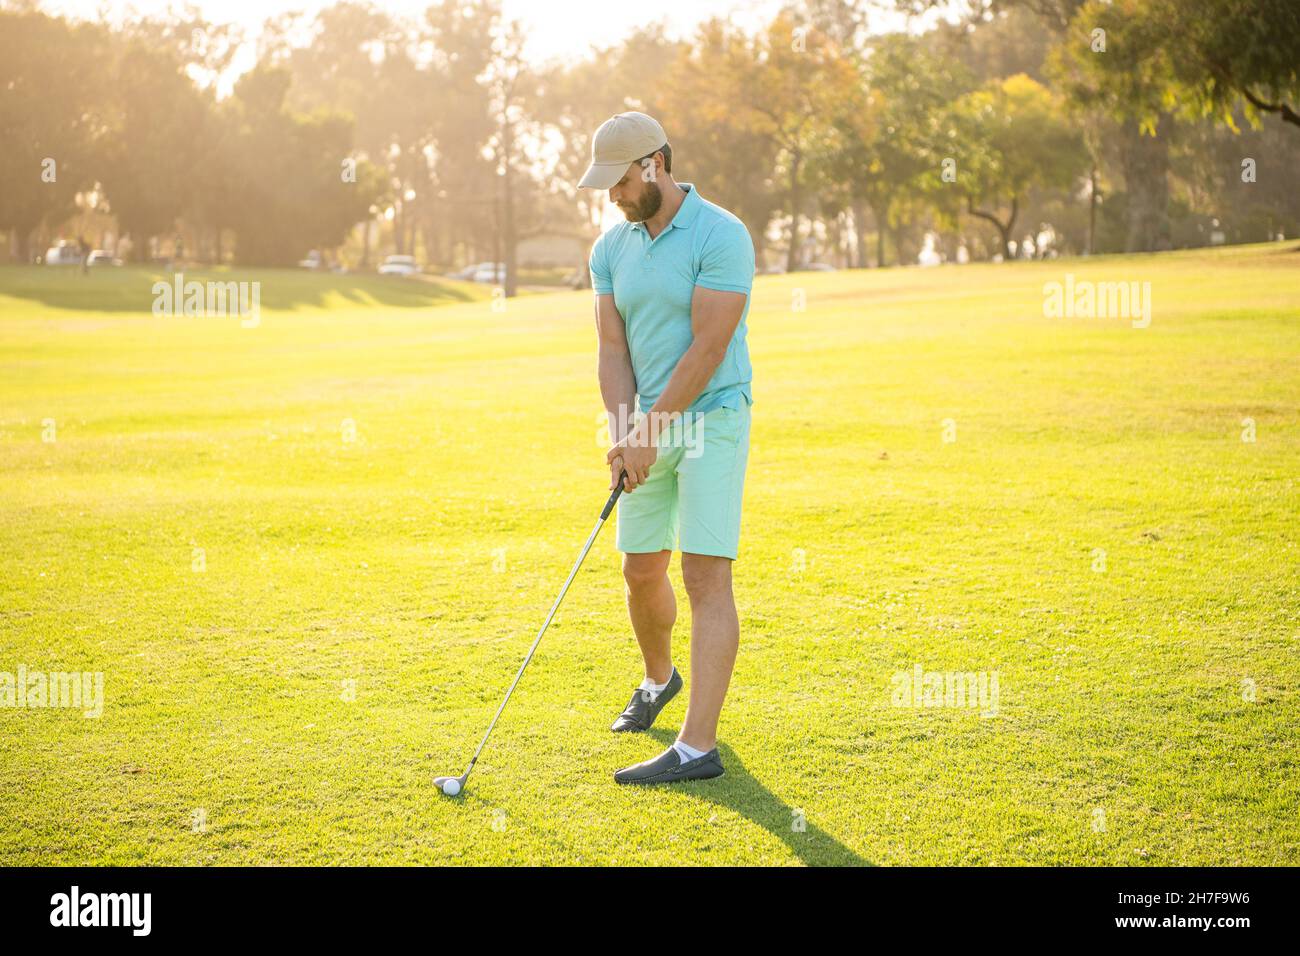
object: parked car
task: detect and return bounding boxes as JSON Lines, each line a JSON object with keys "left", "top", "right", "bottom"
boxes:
{"left": 445, "top": 261, "right": 506, "bottom": 283}
{"left": 799, "top": 262, "right": 837, "bottom": 272}
{"left": 470, "top": 262, "right": 506, "bottom": 284}
{"left": 298, "top": 251, "right": 325, "bottom": 270}
{"left": 378, "top": 255, "right": 420, "bottom": 276}
{"left": 87, "top": 250, "right": 122, "bottom": 267}
{"left": 43, "top": 242, "right": 84, "bottom": 266}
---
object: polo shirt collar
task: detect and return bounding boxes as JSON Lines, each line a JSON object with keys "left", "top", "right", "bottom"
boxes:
{"left": 671, "top": 183, "right": 702, "bottom": 229}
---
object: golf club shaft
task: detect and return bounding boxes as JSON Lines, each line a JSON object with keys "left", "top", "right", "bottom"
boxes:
{"left": 462, "top": 473, "right": 626, "bottom": 778}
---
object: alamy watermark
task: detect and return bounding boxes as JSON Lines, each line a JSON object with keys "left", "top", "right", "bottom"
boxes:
{"left": 1, "top": 666, "right": 103, "bottom": 718}
{"left": 152, "top": 273, "right": 260, "bottom": 328}
{"left": 1043, "top": 274, "right": 1151, "bottom": 328}
{"left": 50, "top": 886, "right": 150, "bottom": 936}
{"left": 891, "top": 662, "right": 1000, "bottom": 717}
{"left": 597, "top": 405, "right": 706, "bottom": 458}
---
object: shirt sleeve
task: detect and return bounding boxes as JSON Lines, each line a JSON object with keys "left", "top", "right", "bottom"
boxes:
{"left": 589, "top": 234, "right": 613, "bottom": 295}
{"left": 695, "top": 220, "right": 755, "bottom": 295}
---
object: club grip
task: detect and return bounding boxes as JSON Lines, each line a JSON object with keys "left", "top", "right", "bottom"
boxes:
{"left": 601, "top": 470, "right": 628, "bottom": 520}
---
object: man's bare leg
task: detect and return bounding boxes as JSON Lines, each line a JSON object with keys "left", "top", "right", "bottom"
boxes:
{"left": 677, "top": 553, "right": 738, "bottom": 751}
{"left": 622, "top": 550, "right": 675, "bottom": 684}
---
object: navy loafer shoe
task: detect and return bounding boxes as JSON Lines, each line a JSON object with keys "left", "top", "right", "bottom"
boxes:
{"left": 614, "top": 745, "right": 725, "bottom": 785}
{"left": 611, "top": 668, "right": 682, "bottom": 733}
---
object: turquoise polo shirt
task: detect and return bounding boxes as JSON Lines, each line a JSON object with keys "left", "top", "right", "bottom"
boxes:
{"left": 590, "top": 183, "right": 754, "bottom": 415}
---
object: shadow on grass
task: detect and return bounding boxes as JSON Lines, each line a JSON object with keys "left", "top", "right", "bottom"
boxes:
{"left": 644, "top": 728, "right": 871, "bottom": 867}
{"left": 0, "top": 265, "right": 483, "bottom": 314}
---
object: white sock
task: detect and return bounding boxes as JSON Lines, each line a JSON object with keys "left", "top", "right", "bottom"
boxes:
{"left": 672, "top": 739, "right": 709, "bottom": 763}
{"left": 637, "top": 668, "right": 674, "bottom": 701}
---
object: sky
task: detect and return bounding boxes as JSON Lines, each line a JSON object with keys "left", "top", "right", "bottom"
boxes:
{"left": 39, "top": 0, "right": 931, "bottom": 99}
{"left": 37, "top": 0, "right": 874, "bottom": 64}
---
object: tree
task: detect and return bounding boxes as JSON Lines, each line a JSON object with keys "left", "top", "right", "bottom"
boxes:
{"left": 734, "top": 14, "right": 860, "bottom": 272}
{"left": 424, "top": 0, "right": 498, "bottom": 267}
{"left": 1085, "top": 0, "right": 1300, "bottom": 131}
{"left": 653, "top": 20, "right": 782, "bottom": 264}
{"left": 1051, "top": 1, "right": 1177, "bottom": 251}
{"left": 949, "top": 74, "right": 1087, "bottom": 257}
{"left": 98, "top": 41, "right": 213, "bottom": 261}
{"left": 818, "top": 33, "right": 975, "bottom": 266}
{"left": 485, "top": 18, "right": 534, "bottom": 298}
{"left": 268, "top": 1, "right": 417, "bottom": 263}
{"left": 0, "top": 11, "right": 109, "bottom": 261}
{"left": 221, "top": 66, "right": 382, "bottom": 265}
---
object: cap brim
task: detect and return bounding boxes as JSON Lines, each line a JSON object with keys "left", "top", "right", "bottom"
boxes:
{"left": 578, "top": 162, "right": 627, "bottom": 190}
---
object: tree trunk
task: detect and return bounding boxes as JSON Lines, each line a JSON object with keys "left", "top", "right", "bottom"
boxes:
{"left": 851, "top": 198, "right": 869, "bottom": 268}
{"left": 967, "top": 196, "right": 1018, "bottom": 259}
{"left": 751, "top": 224, "right": 766, "bottom": 273}
{"left": 492, "top": 194, "right": 501, "bottom": 288}
{"left": 1003, "top": 196, "right": 1018, "bottom": 258}
{"left": 866, "top": 200, "right": 886, "bottom": 267}
{"left": 785, "top": 150, "right": 802, "bottom": 273}
{"left": 1087, "top": 164, "right": 1099, "bottom": 256}
{"left": 503, "top": 121, "right": 517, "bottom": 298}
{"left": 422, "top": 219, "right": 437, "bottom": 272}
{"left": 1118, "top": 116, "right": 1171, "bottom": 253}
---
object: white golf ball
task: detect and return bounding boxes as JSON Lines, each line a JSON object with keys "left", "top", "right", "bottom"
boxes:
{"left": 441, "top": 778, "right": 461, "bottom": 796}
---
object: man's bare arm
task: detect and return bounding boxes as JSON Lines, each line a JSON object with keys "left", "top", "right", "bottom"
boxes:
{"left": 595, "top": 293, "right": 637, "bottom": 485}
{"left": 641, "top": 285, "right": 747, "bottom": 437}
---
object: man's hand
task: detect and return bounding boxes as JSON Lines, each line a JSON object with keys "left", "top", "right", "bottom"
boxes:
{"left": 607, "top": 421, "right": 657, "bottom": 492}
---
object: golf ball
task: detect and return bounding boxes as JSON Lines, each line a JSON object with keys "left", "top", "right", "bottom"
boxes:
{"left": 441, "top": 778, "right": 461, "bottom": 796}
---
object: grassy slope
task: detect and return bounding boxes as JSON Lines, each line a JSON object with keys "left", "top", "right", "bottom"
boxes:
{"left": 0, "top": 249, "right": 1296, "bottom": 866}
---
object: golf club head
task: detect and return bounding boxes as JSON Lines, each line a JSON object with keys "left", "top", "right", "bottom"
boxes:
{"left": 434, "top": 775, "right": 466, "bottom": 797}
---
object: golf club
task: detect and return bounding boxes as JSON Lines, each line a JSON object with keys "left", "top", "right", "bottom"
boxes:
{"left": 435, "top": 471, "right": 627, "bottom": 797}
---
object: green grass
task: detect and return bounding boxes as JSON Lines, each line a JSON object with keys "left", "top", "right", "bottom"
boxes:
{"left": 1, "top": 246, "right": 1297, "bottom": 866}
{"left": 0, "top": 264, "right": 487, "bottom": 313}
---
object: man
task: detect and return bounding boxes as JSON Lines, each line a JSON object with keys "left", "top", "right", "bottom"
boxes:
{"left": 579, "top": 111, "right": 754, "bottom": 785}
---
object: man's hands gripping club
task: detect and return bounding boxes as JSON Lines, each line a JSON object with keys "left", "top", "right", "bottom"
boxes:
{"left": 607, "top": 417, "right": 658, "bottom": 493}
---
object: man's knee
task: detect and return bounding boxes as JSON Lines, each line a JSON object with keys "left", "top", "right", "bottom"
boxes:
{"left": 681, "top": 554, "right": 732, "bottom": 601}
{"left": 623, "top": 551, "right": 671, "bottom": 593}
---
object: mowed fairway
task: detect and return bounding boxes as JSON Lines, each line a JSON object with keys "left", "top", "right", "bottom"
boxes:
{"left": 1, "top": 245, "right": 1297, "bottom": 866}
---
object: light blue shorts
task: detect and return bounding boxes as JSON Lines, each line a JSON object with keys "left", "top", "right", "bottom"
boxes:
{"left": 615, "top": 402, "right": 751, "bottom": 560}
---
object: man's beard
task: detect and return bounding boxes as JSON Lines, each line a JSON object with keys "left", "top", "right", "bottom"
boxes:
{"left": 618, "top": 181, "right": 663, "bottom": 223}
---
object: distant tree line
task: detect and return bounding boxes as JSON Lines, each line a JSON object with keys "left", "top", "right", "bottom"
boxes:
{"left": 1, "top": 0, "right": 1296, "bottom": 282}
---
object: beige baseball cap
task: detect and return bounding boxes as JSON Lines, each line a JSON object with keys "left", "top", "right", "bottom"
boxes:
{"left": 577, "top": 112, "right": 668, "bottom": 190}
